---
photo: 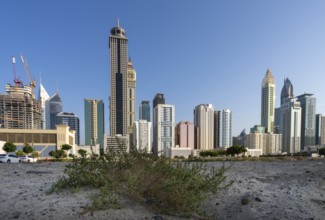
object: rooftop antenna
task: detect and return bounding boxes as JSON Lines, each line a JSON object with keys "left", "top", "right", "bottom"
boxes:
{"left": 117, "top": 18, "right": 120, "bottom": 27}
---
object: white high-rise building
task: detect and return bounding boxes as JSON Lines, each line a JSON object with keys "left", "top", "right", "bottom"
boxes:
{"left": 153, "top": 104, "right": 175, "bottom": 156}
{"left": 133, "top": 120, "right": 152, "bottom": 153}
{"left": 280, "top": 99, "right": 301, "bottom": 153}
{"left": 261, "top": 68, "right": 275, "bottom": 133}
{"left": 38, "top": 82, "right": 50, "bottom": 129}
{"left": 279, "top": 78, "right": 301, "bottom": 154}
{"left": 219, "top": 109, "right": 232, "bottom": 147}
{"left": 194, "top": 104, "right": 214, "bottom": 150}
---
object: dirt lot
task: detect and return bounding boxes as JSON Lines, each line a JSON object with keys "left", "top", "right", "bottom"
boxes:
{"left": 0, "top": 158, "right": 324, "bottom": 219}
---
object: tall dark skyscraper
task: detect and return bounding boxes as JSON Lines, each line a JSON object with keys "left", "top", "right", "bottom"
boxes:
{"left": 109, "top": 21, "right": 128, "bottom": 136}
{"left": 153, "top": 93, "right": 165, "bottom": 110}
{"left": 139, "top": 100, "right": 150, "bottom": 122}
{"left": 56, "top": 112, "right": 80, "bottom": 145}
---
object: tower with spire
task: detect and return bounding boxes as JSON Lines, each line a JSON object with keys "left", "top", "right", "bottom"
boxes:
{"left": 45, "top": 91, "right": 63, "bottom": 130}
{"left": 109, "top": 20, "right": 129, "bottom": 136}
{"left": 38, "top": 79, "right": 50, "bottom": 129}
{"left": 279, "top": 77, "right": 301, "bottom": 153}
{"left": 261, "top": 68, "right": 275, "bottom": 133}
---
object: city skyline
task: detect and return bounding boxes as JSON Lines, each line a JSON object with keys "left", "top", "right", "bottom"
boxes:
{"left": 1, "top": 1, "right": 325, "bottom": 144}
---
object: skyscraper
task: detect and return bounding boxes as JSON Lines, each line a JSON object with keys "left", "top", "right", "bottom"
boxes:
{"left": 194, "top": 104, "right": 214, "bottom": 150}
{"left": 153, "top": 104, "right": 175, "bottom": 156}
{"left": 56, "top": 112, "right": 80, "bottom": 145}
{"left": 38, "top": 82, "right": 50, "bottom": 129}
{"left": 218, "top": 109, "right": 233, "bottom": 147}
{"left": 127, "top": 58, "right": 136, "bottom": 146}
{"left": 279, "top": 78, "right": 301, "bottom": 153}
{"left": 261, "top": 68, "right": 275, "bottom": 133}
{"left": 297, "top": 93, "right": 316, "bottom": 148}
{"left": 139, "top": 100, "right": 151, "bottom": 122}
{"left": 45, "top": 92, "right": 63, "bottom": 129}
{"left": 109, "top": 21, "right": 128, "bottom": 136}
{"left": 84, "top": 99, "right": 105, "bottom": 150}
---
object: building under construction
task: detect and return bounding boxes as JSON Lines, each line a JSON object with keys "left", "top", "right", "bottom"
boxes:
{"left": 0, "top": 84, "right": 42, "bottom": 129}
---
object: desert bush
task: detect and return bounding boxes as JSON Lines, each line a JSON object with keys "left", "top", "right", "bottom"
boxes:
{"left": 49, "top": 149, "right": 232, "bottom": 217}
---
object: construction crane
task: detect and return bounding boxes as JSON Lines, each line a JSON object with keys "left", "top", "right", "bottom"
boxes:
{"left": 20, "top": 53, "right": 36, "bottom": 94}
{"left": 12, "top": 56, "right": 23, "bottom": 88}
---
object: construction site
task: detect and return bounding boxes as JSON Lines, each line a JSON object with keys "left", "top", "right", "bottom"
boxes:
{"left": 0, "top": 54, "right": 42, "bottom": 129}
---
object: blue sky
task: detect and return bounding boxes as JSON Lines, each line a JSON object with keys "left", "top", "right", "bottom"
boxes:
{"left": 1, "top": 0, "right": 325, "bottom": 144}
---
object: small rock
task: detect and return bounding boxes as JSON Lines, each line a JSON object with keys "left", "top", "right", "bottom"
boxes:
{"left": 255, "top": 197, "right": 262, "bottom": 202}
{"left": 215, "top": 202, "right": 220, "bottom": 206}
{"left": 13, "top": 212, "right": 20, "bottom": 219}
{"left": 241, "top": 197, "right": 250, "bottom": 205}
{"left": 306, "top": 170, "right": 311, "bottom": 173}
{"left": 153, "top": 216, "right": 164, "bottom": 220}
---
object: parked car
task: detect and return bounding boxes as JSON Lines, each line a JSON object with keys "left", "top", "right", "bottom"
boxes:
{"left": 19, "top": 155, "right": 38, "bottom": 163}
{"left": 0, "top": 154, "right": 22, "bottom": 163}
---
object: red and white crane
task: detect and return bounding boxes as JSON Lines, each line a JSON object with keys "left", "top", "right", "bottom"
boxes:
{"left": 20, "top": 53, "right": 36, "bottom": 93}
{"left": 12, "top": 56, "right": 23, "bottom": 88}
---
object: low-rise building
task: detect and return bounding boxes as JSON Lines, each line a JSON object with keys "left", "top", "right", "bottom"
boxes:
{"left": 0, "top": 125, "right": 76, "bottom": 157}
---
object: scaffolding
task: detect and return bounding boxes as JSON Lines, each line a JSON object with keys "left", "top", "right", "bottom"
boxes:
{"left": 0, "top": 84, "right": 42, "bottom": 129}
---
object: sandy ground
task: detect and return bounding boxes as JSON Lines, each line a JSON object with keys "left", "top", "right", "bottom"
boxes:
{"left": 0, "top": 159, "right": 324, "bottom": 220}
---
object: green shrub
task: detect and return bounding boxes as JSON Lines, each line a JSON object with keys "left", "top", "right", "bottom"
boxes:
{"left": 49, "top": 150, "right": 232, "bottom": 217}
{"left": 2, "top": 142, "right": 16, "bottom": 153}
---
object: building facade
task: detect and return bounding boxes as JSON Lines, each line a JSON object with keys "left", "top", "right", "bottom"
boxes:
{"left": 0, "top": 125, "right": 75, "bottom": 157}
{"left": 84, "top": 99, "right": 105, "bottom": 150}
{"left": 219, "top": 109, "right": 233, "bottom": 147}
{"left": 315, "top": 114, "right": 322, "bottom": 145}
{"left": 194, "top": 104, "right": 214, "bottom": 150}
{"left": 296, "top": 93, "right": 316, "bottom": 148}
{"left": 0, "top": 84, "right": 42, "bottom": 129}
{"left": 45, "top": 92, "right": 63, "bottom": 129}
{"left": 245, "top": 131, "right": 282, "bottom": 155}
{"left": 153, "top": 93, "right": 165, "bottom": 124}
{"left": 56, "top": 112, "right": 80, "bottom": 145}
{"left": 127, "top": 58, "right": 136, "bottom": 147}
{"left": 214, "top": 111, "right": 219, "bottom": 148}
{"left": 139, "top": 100, "right": 151, "bottom": 122}
{"left": 321, "top": 116, "right": 325, "bottom": 145}
{"left": 261, "top": 68, "right": 275, "bottom": 133}
{"left": 153, "top": 104, "right": 175, "bottom": 156}
{"left": 109, "top": 21, "right": 129, "bottom": 136}
{"left": 133, "top": 120, "right": 152, "bottom": 153}
{"left": 175, "top": 121, "right": 194, "bottom": 149}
